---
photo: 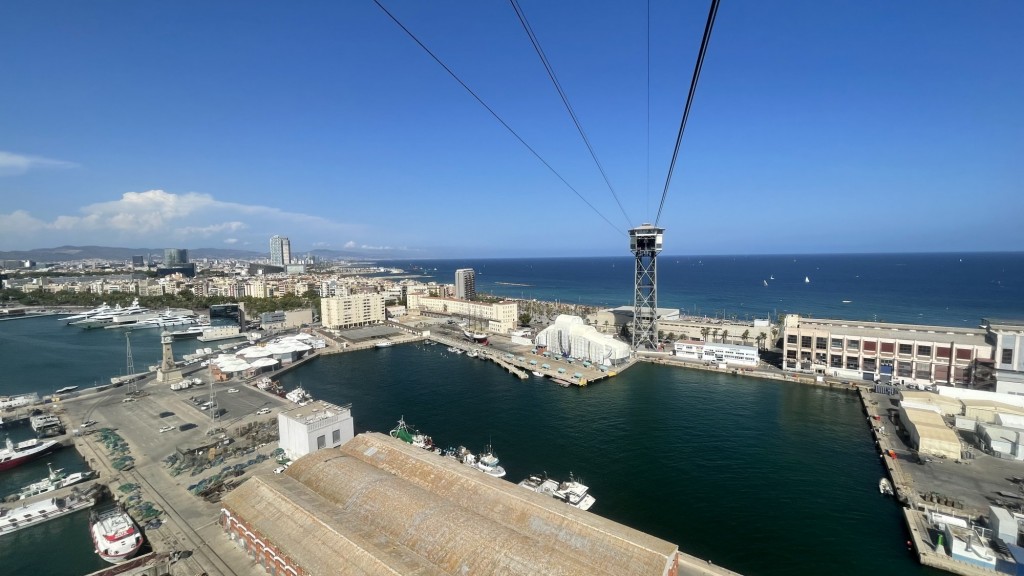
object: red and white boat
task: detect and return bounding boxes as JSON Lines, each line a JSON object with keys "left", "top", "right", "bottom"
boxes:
{"left": 0, "top": 437, "right": 60, "bottom": 472}
{"left": 90, "top": 506, "right": 144, "bottom": 563}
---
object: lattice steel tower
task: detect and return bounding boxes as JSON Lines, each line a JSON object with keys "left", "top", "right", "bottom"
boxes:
{"left": 630, "top": 224, "right": 664, "bottom": 350}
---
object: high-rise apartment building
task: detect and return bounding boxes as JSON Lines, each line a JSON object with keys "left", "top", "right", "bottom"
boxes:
{"left": 163, "top": 248, "right": 188, "bottom": 266}
{"left": 270, "top": 235, "right": 292, "bottom": 267}
{"left": 455, "top": 268, "right": 476, "bottom": 301}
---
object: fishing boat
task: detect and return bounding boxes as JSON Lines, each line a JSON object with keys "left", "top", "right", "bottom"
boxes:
{"left": 475, "top": 444, "right": 506, "bottom": 478}
{"left": 90, "top": 505, "right": 144, "bottom": 564}
{"left": 0, "top": 437, "right": 61, "bottom": 472}
{"left": 879, "top": 477, "right": 894, "bottom": 496}
{"left": 519, "top": 472, "right": 596, "bottom": 510}
{"left": 375, "top": 340, "right": 394, "bottom": 348}
{"left": 0, "top": 488, "right": 95, "bottom": 536}
{"left": 389, "top": 417, "right": 437, "bottom": 452}
{"left": 9, "top": 463, "right": 97, "bottom": 500}
{"left": 285, "top": 387, "right": 313, "bottom": 406}
{"left": 552, "top": 473, "right": 595, "bottom": 510}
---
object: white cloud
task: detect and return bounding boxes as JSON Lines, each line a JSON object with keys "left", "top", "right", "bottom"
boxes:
{"left": 224, "top": 238, "right": 239, "bottom": 244}
{"left": 343, "top": 240, "right": 357, "bottom": 248}
{"left": 0, "top": 151, "right": 78, "bottom": 176}
{"left": 0, "top": 189, "right": 366, "bottom": 249}
{"left": 312, "top": 241, "right": 330, "bottom": 247}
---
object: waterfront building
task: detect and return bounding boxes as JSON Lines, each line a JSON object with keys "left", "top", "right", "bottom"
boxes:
{"left": 982, "top": 318, "right": 1024, "bottom": 394}
{"left": 455, "top": 268, "right": 476, "bottom": 300}
{"left": 587, "top": 306, "right": 680, "bottom": 336}
{"left": 321, "top": 293, "right": 385, "bottom": 329}
{"left": 673, "top": 341, "right": 759, "bottom": 367}
{"left": 781, "top": 314, "right": 992, "bottom": 386}
{"left": 221, "top": 433, "right": 679, "bottom": 576}
{"left": 406, "top": 294, "right": 516, "bottom": 334}
{"left": 899, "top": 406, "right": 962, "bottom": 459}
{"left": 258, "top": 309, "right": 313, "bottom": 331}
{"left": 270, "top": 235, "right": 291, "bottom": 267}
{"left": 534, "top": 315, "right": 631, "bottom": 366}
{"left": 163, "top": 248, "right": 188, "bottom": 266}
{"left": 277, "top": 400, "right": 354, "bottom": 461}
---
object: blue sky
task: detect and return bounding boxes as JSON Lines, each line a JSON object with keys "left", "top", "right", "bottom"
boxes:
{"left": 1, "top": 1, "right": 1021, "bottom": 258}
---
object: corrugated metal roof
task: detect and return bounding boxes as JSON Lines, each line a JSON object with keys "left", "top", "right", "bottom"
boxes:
{"left": 224, "top": 433, "right": 677, "bottom": 576}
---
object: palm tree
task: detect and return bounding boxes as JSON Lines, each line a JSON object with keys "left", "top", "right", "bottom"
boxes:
{"left": 720, "top": 329, "right": 729, "bottom": 344}
{"left": 711, "top": 328, "right": 719, "bottom": 343}
{"left": 741, "top": 329, "right": 750, "bottom": 345}
{"left": 700, "top": 327, "right": 710, "bottom": 342}
{"left": 757, "top": 331, "right": 768, "bottom": 350}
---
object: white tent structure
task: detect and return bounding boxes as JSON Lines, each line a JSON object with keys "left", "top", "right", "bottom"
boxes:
{"left": 534, "top": 315, "right": 631, "bottom": 366}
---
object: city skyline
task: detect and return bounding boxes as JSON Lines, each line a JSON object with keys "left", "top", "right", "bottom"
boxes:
{"left": 1, "top": 2, "right": 1021, "bottom": 258}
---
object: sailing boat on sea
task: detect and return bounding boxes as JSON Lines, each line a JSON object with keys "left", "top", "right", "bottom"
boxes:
{"left": 804, "top": 276, "right": 810, "bottom": 284}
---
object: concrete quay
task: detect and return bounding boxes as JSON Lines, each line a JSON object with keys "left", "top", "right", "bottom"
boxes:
{"left": 52, "top": 368, "right": 295, "bottom": 576}
{"left": 858, "top": 388, "right": 998, "bottom": 576}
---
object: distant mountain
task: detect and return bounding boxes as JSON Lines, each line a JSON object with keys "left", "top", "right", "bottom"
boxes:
{"left": 0, "top": 245, "right": 263, "bottom": 262}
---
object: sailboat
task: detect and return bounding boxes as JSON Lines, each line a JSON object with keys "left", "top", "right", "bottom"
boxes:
{"left": 804, "top": 276, "right": 810, "bottom": 284}
{"left": 763, "top": 280, "right": 768, "bottom": 287}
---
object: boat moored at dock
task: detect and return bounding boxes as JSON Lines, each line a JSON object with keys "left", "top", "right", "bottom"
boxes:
{"left": 519, "top": 473, "right": 595, "bottom": 510}
{"left": 0, "top": 488, "right": 95, "bottom": 536}
{"left": 0, "top": 437, "right": 61, "bottom": 472}
{"left": 8, "top": 463, "right": 97, "bottom": 501}
{"left": 90, "top": 505, "right": 144, "bottom": 563}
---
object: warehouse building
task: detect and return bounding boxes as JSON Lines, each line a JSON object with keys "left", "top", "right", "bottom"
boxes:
{"left": 221, "top": 433, "right": 679, "bottom": 576}
{"left": 899, "top": 406, "right": 962, "bottom": 460}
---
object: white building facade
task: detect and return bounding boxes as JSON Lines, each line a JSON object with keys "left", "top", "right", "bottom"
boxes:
{"left": 270, "top": 235, "right": 291, "bottom": 267}
{"left": 406, "top": 295, "right": 516, "bottom": 334}
{"left": 673, "top": 341, "right": 760, "bottom": 367}
{"left": 277, "top": 401, "right": 354, "bottom": 461}
{"left": 534, "top": 315, "right": 631, "bottom": 366}
{"left": 321, "top": 293, "right": 386, "bottom": 329}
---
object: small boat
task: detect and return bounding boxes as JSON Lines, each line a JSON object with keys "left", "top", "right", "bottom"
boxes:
{"left": 553, "top": 473, "right": 595, "bottom": 510}
{"left": 804, "top": 276, "right": 810, "bottom": 284}
{"left": 90, "top": 505, "right": 144, "bottom": 564}
{"left": 475, "top": 445, "right": 506, "bottom": 478}
{"left": 879, "top": 477, "right": 894, "bottom": 496}
{"left": 375, "top": 341, "right": 394, "bottom": 348}
{"left": 763, "top": 280, "right": 768, "bottom": 287}
{"left": 520, "top": 472, "right": 596, "bottom": 510}
{"left": 842, "top": 300, "right": 852, "bottom": 304}
{"left": 285, "top": 387, "right": 313, "bottom": 405}
{"left": 532, "top": 371, "right": 545, "bottom": 378}
{"left": 9, "top": 463, "right": 97, "bottom": 500}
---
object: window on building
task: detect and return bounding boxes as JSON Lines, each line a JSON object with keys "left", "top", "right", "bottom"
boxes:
{"left": 937, "top": 346, "right": 950, "bottom": 358}
{"left": 815, "top": 352, "right": 827, "bottom": 363}
{"left": 801, "top": 336, "right": 812, "bottom": 348}
{"left": 786, "top": 350, "right": 797, "bottom": 359}
{"left": 332, "top": 429, "right": 341, "bottom": 444}
{"left": 863, "top": 358, "right": 877, "bottom": 372}
{"left": 881, "top": 342, "right": 894, "bottom": 354}
{"left": 787, "top": 335, "right": 797, "bottom": 344}
{"left": 831, "top": 338, "right": 843, "bottom": 349}
{"left": 863, "top": 341, "right": 877, "bottom": 353}
{"left": 847, "top": 340, "right": 860, "bottom": 351}
{"left": 917, "top": 345, "right": 932, "bottom": 357}
{"left": 956, "top": 348, "right": 973, "bottom": 360}
{"left": 898, "top": 344, "right": 912, "bottom": 355}
{"left": 816, "top": 337, "right": 827, "bottom": 350}
{"left": 830, "top": 354, "right": 843, "bottom": 368}
{"left": 1004, "top": 348, "right": 1015, "bottom": 364}
{"left": 846, "top": 357, "right": 859, "bottom": 370}
{"left": 317, "top": 435, "right": 326, "bottom": 449}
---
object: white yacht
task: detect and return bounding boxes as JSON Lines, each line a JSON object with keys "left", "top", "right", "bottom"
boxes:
{"left": 62, "top": 303, "right": 111, "bottom": 324}
{"left": 474, "top": 444, "right": 506, "bottom": 478}
{"left": 71, "top": 299, "right": 149, "bottom": 329}
{"left": 519, "top": 472, "right": 596, "bottom": 510}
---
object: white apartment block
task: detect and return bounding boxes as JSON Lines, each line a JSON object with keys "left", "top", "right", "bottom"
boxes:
{"left": 321, "top": 293, "right": 386, "bottom": 329}
{"left": 455, "top": 268, "right": 476, "bottom": 300}
{"left": 406, "top": 295, "right": 517, "bottom": 334}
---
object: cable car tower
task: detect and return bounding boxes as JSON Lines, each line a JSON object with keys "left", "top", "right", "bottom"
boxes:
{"left": 630, "top": 224, "right": 664, "bottom": 350}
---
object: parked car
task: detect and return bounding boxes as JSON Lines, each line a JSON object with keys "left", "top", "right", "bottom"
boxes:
{"left": 256, "top": 408, "right": 271, "bottom": 415}
{"left": 227, "top": 388, "right": 239, "bottom": 393}
{"left": 158, "top": 425, "right": 175, "bottom": 433}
